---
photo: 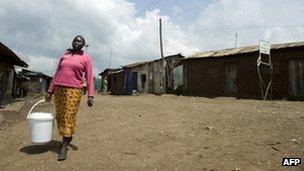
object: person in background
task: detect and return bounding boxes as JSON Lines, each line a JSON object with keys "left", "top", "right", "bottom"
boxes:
{"left": 45, "top": 35, "right": 94, "bottom": 161}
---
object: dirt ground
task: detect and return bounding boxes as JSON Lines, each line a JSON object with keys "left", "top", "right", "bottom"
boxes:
{"left": 0, "top": 94, "right": 304, "bottom": 171}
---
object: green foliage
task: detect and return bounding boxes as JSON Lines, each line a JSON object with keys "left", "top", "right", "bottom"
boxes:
{"left": 94, "top": 77, "right": 102, "bottom": 92}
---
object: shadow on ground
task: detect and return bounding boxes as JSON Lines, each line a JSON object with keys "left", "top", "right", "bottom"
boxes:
{"left": 19, "top": 140, "right": 78, "bottom": 155}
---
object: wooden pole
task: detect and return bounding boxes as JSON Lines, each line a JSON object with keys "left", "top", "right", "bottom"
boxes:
{"left": 234, "top": 33, "right": 238, "bottom": 48}
{"left": 159, "top": 18, "right": 164, "bottom": 64}
{"left": 108, "top": 47, "right": 112, "bottom": 69}
{"left": 159, "top": 18, "right": 165, "bottom": 92}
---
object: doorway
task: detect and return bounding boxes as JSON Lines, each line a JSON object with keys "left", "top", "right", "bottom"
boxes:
{"left": 225, "top": 63, "right": 237, "bottom": 95}
{"left": 132, "top": 72, "right": 138, "bottom": 91}
{"left": 289, "top": 59, "right": 304, "bottom": 97}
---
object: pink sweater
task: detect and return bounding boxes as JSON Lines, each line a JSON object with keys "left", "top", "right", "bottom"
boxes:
{"left": 47, "top": 51, "right": 94, "bottom": 97}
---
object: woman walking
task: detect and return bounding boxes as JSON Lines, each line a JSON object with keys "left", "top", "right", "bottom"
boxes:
{"left": 45, "top": 35, "right": 94, "bottom": 161}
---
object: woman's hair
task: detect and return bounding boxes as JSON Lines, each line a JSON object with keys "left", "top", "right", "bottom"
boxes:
{"left": 75, "top": 35, "right": 86, "bottom": 45}
{"left": 67, "top": 35, "right": 86, "bottom": 53}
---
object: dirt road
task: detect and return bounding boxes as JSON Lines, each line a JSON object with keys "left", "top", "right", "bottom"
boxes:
{"left": 0, "top": 94, "right": 304, "bottom": 170}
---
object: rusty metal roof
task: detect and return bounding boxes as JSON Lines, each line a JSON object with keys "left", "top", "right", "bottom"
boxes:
{"left": 108, "top": 69, "right": 123, "bottom": 75}
{"left": 0, "top": 42, "right": 28, "bottom": 67}
{"left": 20, "top": 69, "right": 51, "bottom": 78}
{"left": 122, "top": 53, "right": 184, "bottom": 68}
{"left": 122, "top": 61, "right": 151, "bottom": 68}
{"left": 99, "top": 68, "right": 121, "bottom": 76}
{"left": 186, "top": 41, "right": 304, "bottom": 60}
{"left": 16, "top": 75, "right": 30, "bottom": 81}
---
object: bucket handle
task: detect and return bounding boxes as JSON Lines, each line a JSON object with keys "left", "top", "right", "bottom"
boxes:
{"left": 26, "top": 99, "right": 53, "bottom": 119}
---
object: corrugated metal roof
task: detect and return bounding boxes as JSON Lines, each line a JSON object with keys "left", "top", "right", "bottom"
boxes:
{"left": 153, "top": 53, "right": 184, "bottom": 62}
{"left": 122, "top": 53, "right": 184, "bottom": 68}
{"left": 99, "top": 68, "right": 121, "bottom": 76}
{"left": 186, "top": 41, "right": 304, "bottom": 60}
{"left": 0, "top": 42, "right": 28, "bottom": 67}
{"left": 108, "top": 69, "right": 123, "bottom": 75}
{"left": 21, "top": 69, "right": 51, "bottom": 78}
{"left": 122, "top": 61, "right": 151, "bottom": 68}
{"left": 17, "top": 75, "right": 30, "bottom": 81}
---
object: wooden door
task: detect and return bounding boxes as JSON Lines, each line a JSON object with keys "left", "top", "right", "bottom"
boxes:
{"left": 289, "top": 59, "right": 304, "bottom": 97}
{"left": 225, "top": 63, "right": 237, "bottom": 95}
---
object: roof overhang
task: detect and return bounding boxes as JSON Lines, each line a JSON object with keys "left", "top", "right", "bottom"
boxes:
{"left": 0, "top": 42, "right": 28, "bottom": 67}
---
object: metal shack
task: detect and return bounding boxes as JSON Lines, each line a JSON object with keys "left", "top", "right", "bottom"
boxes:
{"left": 99, "top": 68, "right": 122, "bottom": 94}
{"left": 122, "top": 61, "right": 151, "bottom": 95}
{"left": 15, "top": 75, "right": 30, "bottom": 98}
{"left": 182, "top": 41, "right": 304, "bottom": 100}
{"left": 122, "top": 53, "right": 184, "bottom": 95}
{"left": 19, "top": 69, "right": 52, "bottom": 95}
{"left": 0, "top": 42, "right": 28, "bottom": 105}
{"left": 107, "top": 69, "right": 125, "bottom": 95}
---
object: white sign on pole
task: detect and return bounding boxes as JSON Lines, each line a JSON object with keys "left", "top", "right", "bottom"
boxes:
{"left": 259, "top": 40, "right": 270, "bottom": 55}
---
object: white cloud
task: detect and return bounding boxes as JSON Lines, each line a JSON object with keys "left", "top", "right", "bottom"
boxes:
{"left": 0, "top": 0, "right": 194, "bottom": 76}
{"left": 191, "top": 0, "right": 304, "bottom": 50}
{"left": 0, "top": 0, "right": 304, "bottom": 76}
{"left": 26, "top": 56, "right": 58, "bottom": 76}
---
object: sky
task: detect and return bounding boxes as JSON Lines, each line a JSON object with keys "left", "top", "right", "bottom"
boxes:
{"left": 1, "top": 0, "right": 304, "bottom": 76}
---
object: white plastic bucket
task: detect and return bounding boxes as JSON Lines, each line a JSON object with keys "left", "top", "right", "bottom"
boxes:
{"left": 26, "top": 99, "right": 54, "bottom": 144}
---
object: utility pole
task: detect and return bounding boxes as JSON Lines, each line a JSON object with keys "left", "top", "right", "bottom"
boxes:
{"left": 108, "top": 47, "right": 112, "bottom": 69}
{"left": 159, "top": 18, "right": 165, "bottom": 93}
{"left": 234, "top": 33, "right": 238, "bottom": 48}
{"left": 159, "top": 18, "right": 164, "bottom": 64}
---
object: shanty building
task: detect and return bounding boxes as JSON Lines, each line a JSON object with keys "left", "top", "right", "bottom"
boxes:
{"left": 163, "top": 53, "right": 185, "bottom": 93}
{"left": 19, "top": 69, "right": 52, "bottom": 95}
{"left": 99, "top": 68, "right": 122, "bottom": 94}
{"left": 0, "top": 42, "right": 28, "bottom": 105}
{"left": 14, "top": 75, "right": 30, "bottom": 98}
{"left": 122, "top": 61, "right": 151, "bottom": 95}
{"left": 173, "top": 63, "right": 184, "bottom": 94}
{"left": 107, "top": 69, "right": 125, "bottom": 95}
{"left": 122, "top": 53, "right": 184, "bottom": 95}
{"left": 181, "top": 41, "right": 304, "bottom": 100}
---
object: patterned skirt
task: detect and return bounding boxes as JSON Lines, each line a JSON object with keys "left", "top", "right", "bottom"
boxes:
{"left": 54, "top": 86, "right": 82, "bottom": 137}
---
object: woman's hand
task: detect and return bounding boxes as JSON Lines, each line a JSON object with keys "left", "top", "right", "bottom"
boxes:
{"left": 87, "top": 96, "right": 94, "bottom": 107}
{"left": 45, "top": 93, "right": 52, "bottom": 102}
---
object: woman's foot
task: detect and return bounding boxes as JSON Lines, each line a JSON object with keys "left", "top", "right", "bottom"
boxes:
{"left": 58, "top": 143, "right": 68, "bottom": 161}
{"left": 67, "top": 136, "right": 73, "bottom": 144}
{"left": 58, "top": 137, "right": 72, "bottom": 161}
